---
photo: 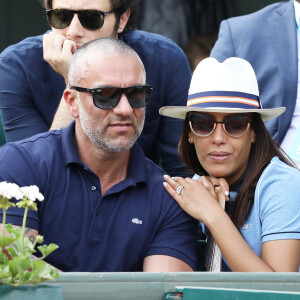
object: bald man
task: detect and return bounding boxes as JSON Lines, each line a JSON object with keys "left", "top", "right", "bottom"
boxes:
{"left": 0, "top": 37, "right": 197, "bottom": 272}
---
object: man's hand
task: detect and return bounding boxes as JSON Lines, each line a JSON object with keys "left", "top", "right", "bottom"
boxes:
{"left": 43, "top": 32, "right": 77, "bottom": 83}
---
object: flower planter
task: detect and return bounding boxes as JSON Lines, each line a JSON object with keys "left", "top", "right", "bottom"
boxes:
{"left": 0, "top": 284, "right": 63, "bottom": 300}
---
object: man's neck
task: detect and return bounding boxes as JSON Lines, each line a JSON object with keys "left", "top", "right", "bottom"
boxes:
{"left": 88, "top": 149, "right": 130, "bottom": 195}
{"left": 75, "top": 127, "right": 130, "bottom": 195}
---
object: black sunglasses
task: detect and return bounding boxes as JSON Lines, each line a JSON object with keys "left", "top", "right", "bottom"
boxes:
{"left": 188, "top": 113, "right": 251, "bottom": 138}
{"left": 46, "top": 9, "right": 114, "bottom": 31}
{"left": 71, "top": 85, "right": 153, "bottom": 109}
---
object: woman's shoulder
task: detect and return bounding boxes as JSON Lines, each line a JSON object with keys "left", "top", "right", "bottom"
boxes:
{"left": 261, "top": 156, "right": 300, "bottom": 178}
{"left": 256, "top": 156, "right": 300, "bottom": 197}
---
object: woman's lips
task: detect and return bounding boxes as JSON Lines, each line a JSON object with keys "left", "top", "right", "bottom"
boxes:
{"left": 209, "top": 151, "right": 231, "bottom": 162}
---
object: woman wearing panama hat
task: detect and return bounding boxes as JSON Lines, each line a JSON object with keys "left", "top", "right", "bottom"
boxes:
{"left": 160, "top": 57, "right": 300, "bottom": 272}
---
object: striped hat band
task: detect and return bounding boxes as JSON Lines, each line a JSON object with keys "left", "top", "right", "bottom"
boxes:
{"left": 187, "top": 91, "right": 261, "bottom": 110}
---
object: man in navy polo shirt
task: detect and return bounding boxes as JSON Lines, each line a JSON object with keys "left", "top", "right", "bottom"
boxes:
{"left": 0, "top": 37, "right": 197, "bottom": 272}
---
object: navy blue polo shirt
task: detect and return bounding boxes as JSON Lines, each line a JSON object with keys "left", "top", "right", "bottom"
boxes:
{"left": 0, "top": 122, "right": 197, "bottom": 271}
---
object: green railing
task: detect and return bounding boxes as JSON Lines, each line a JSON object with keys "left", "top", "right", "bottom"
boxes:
{"left": 165, "top": 286, "right": 300, "bottom": 300}
{"left": 48, "top": 272, "right": 300, "bottom": 300}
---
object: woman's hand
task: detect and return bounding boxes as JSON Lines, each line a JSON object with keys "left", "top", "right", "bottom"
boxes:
{"left": 163, "top": 175, "right": 229, "bottom": 224}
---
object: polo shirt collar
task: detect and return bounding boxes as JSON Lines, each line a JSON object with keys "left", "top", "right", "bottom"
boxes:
{"left": 127, "top": 143, "right": 147, "bottom": 184}
{"left": 61, "top": 121, "right": 82, "bottom": 166}
{"left": 60, "top": 121, "right": 147, "bottom": 185}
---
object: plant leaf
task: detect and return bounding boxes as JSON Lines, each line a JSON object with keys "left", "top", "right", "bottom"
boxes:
{"left": 0, "top": 265, "right": 12, "bottom": 284}
{"left": 0, "top": 235, "right": 18, "bottom": 249}
{"left": 37, "top": 243, "right": 59, "bottom": 257}
{"left": 5, "top": 223, "right": 21, "bottom": 236}
{"left": 8, "top": 257, "right": 31, "bottom": 277}
{"left": 0, "top": 251, "right": 9, "bottom": 264}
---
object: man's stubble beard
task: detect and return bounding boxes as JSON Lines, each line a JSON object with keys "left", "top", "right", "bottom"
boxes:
{"left": 78, "top": 100, "right": 144, "bottom": 153}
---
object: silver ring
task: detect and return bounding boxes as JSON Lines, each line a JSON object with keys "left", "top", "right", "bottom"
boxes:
{"left": 176, "top": 185, "right": 184, "bottom": 195}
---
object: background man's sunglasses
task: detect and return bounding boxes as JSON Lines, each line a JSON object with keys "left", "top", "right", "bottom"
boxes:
{"left": 71, "top": 85, "right": 153, "bottom": 109}
{"left": 188, "top": 112, "right": 251, "bottom": 138}
{"left": 46, "top": 9, "right": 114, "bottom": 31}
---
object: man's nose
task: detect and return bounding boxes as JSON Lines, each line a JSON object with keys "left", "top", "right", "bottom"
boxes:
{"left": 112, "top": 94, "right": 133, "bottom": 116}
{"left": 66, "top": 14, "right": 85, "bottom": 39}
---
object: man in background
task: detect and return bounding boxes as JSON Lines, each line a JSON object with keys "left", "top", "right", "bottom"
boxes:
{"left": 211, "top": 0, "right": 300, "bottom": 165}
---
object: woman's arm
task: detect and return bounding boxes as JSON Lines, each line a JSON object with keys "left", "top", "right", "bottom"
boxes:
{"left": 163, "top": 175, "right": 300, "bottom": 272}
{"left": 208, "top": 208, "right": 299, "bottom": 272}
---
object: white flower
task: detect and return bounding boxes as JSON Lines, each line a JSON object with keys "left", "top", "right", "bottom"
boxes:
{"left": 20, "top": 185, "right": 44, "bottom": 202}
{"left": 0, "top": 182, "right": 23, "bottom": 200}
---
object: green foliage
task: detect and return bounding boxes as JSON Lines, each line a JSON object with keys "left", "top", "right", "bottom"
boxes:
{"left": 0, "top": 226, "right": 59, "bottom": 286}
{"left": 0, "top": 184, "right": 59, "bottom": 286}
{"left": 38, "top": 244, "right": 59, "bottom": 259}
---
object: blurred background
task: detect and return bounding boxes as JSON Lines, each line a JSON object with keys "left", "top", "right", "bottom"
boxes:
{"left": 1, "top": 0, "right": 280, "bottom": 53}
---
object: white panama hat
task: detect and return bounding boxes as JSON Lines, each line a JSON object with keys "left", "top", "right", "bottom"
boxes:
{"left": 159, "top": 57, "right": 285, "bottom": 121}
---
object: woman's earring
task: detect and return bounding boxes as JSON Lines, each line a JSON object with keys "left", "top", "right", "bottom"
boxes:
{"left": 188, "top": 138, "right": 192, "bottom": 143}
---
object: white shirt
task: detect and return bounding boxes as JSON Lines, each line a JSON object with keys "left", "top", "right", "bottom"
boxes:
{"left": 280, "top": 1, "right": 300, "bottom": 166}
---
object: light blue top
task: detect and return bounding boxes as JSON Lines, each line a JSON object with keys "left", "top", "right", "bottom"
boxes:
{"left": 238, "top": 156, "right": 300, "bottom": 271}
{"left": 198, "top": 157, "right": 300, "bottom": 271}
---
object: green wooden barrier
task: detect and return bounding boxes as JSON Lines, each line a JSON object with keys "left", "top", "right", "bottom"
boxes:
{"left": 48, "top": 272, "right": 300, "bottom": 300}
{"left": 0, "top": 285, "right": 63, "bottom": 300}
{"left": 165, "top": 286, "right": 300, "bottom": 300}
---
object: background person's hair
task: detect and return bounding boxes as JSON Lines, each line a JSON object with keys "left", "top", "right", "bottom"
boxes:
{"left": 179, "top": 112, "right": 296, "bottom": 227}
{"left": 68, "top": 37, "right": 145, "bottom": 86}
{"left": 44, "top": 0, "right": 139, "bottom": 35}
{"left": 184, "top": 33, "right": 217, "bottom": 73}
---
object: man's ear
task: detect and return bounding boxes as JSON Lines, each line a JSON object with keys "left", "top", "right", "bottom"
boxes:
{"left": 117, "top": 9, "right": 130, "bottom": 34}
{"left": 64, "top": 89, "right": 79, "bottom": 118}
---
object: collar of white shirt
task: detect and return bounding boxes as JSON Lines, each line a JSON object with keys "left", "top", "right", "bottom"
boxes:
{"left": 294, "top": 0, "right": 300, "bottom": 29}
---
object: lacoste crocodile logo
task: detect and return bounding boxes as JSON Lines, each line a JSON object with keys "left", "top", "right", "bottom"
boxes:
{"left": 132, "top": 218, "right": 143, "bottom": 225}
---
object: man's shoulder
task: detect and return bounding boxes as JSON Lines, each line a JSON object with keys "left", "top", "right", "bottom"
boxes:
{"left": 18, "top": 129, "right": 62, "bottom": 144}
{"left": 144, "top": 157, "right": 166, "bottom": 177}
{"left": 121, "top": 30, "right": 184, "bottom": 54}
{"left": 0, "top": 34, "right": 44, "bottom": 60}
{"left": 1, "top": 130, "right": 62, "bottom": 155}
{"left": 0, "top": 130, "right": 65, "bottom": 190}
{"left": 226, "top": 1, "right": 290, "bottom": 26}
{"left": 129, "top": 144, "right": 168, "bottom": 193}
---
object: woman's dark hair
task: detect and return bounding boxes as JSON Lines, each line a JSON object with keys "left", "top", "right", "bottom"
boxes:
{"left": 44, "top": 0, "right": 139, "bottom": 35}
{"left": 179, "top": 112, "right": 296, "bottom": 227}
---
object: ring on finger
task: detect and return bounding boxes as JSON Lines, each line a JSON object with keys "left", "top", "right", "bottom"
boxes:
{"left": 176, "top": 185, "right": 184, "bottom": 195}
